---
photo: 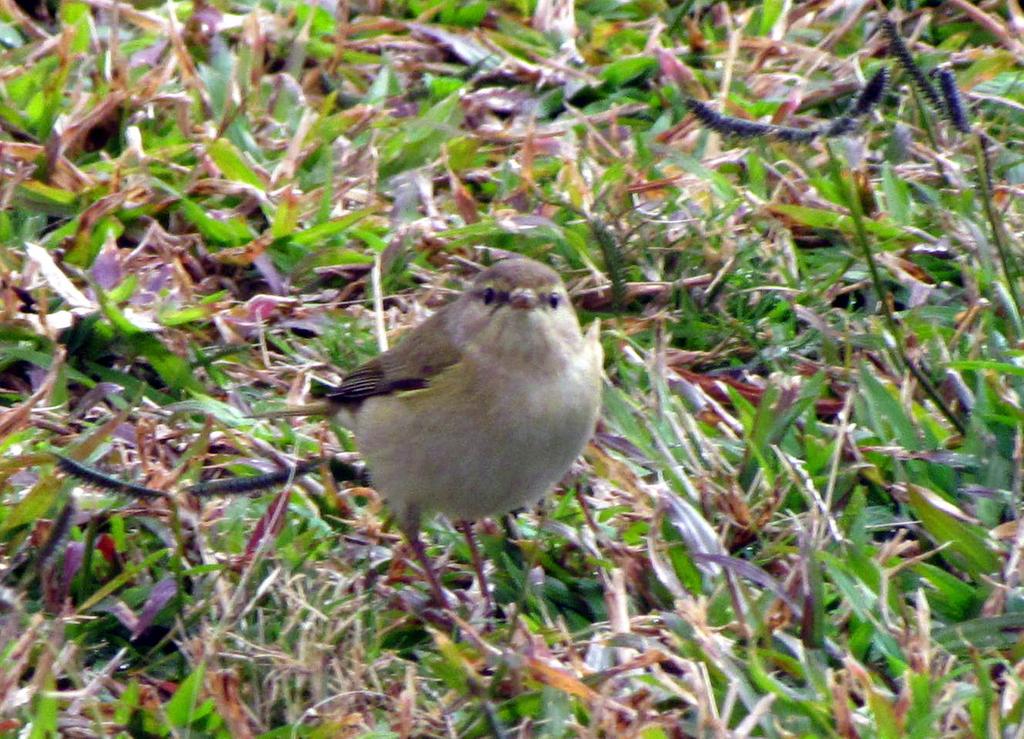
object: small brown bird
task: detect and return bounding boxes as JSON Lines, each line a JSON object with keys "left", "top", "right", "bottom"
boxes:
{"left": 273, "top": 256, "right": 604, "bottom": 605}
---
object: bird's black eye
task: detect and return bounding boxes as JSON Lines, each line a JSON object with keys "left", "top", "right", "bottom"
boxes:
{"left": 482, "top": 287, "right": 496, "bottom": 305}
{"left": 548, "top": 293, "right": 561, "bottom": 309}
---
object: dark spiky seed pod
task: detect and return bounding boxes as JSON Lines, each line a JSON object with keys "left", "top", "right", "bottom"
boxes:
{"left": 850, "top": 67, "right": 889, "bottom": 118}
{"left": 880, "top": 18, "right": 944, "bottom": 113}
{"left": 187, "top": 458, "right": 365, "bottom": 495}
{"left": 685, "top": 98, "right": 771, "bottom": 137}
{"left": 685, "top": 98, "right": 818, "bottom": 142}
{"left": 936, "top": 67, "right": 970, "bottom": 133}
{"left": 821, "top": 116, "right": 860, "bottom": 137}
{"left": 35, "top": 500, "right": 75, "bottom": 570}
{"left": 58, "top": 452, "right": 365, "bottom": 499}
{"left": 770, "top": 125, "right": 820, "bottom": 143}
{"left": 56, "top": 454, "right": 169, "bottom": 498}
{"left": 187, "top": 459, "right": 329, "bottom": 496}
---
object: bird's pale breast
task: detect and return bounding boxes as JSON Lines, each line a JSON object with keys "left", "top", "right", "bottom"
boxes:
{"left": 354, "top": 334, "right": 601, "bottom": 526}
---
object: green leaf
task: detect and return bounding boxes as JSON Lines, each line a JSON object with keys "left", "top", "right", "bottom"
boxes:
{"left": 207, "top": 138, "right": 264, "bottom": 188}
{"left": 441, "top": 0, "right": 487, "bottom": 27}
{"left": 58, "top": 1, "right": 90, "bottom": 53}
{"left": 270, "top": 190, "right": 300, "bottom": 240}
{"left": 771, "top": 204, "right": 908, "bottom": 240}
{"left": 946, "top": 359, "right": 1024, "bottom": 377}
{"left": 166, "top": 662, "right": 209, "bottom": 726}
{"left": 757, "top": 0, "right": 783, "bottom": 36}
{"left": 94, "top": 291, "right": 203, "bottom": 395}
{"left": 159, "top": 305, "right": 214, "bottom": 326}
{"left": 881, "top": 163, "right": 911, "bottom": 225}
{"left": 76, "top": 547, "right": 171, "bottom": 613}
{"left": 739, "top": 372, "right": 825, "bottom": 485}
{"left": 18, "top": 180, "right": 79, "bottom": 208}
{"left": 912, "top": 562, "right": 980, "bottom": 621}
{"left": 0, "top": 476, "right": 58, "bottom": 535}
{"left": 177, "top": 199, "right": 254, "bottom": 247}
{"left": 601, "top": 57, "right": 656, "bottom": 87}
{"left": 865, "top": 680, "right": 903, "bottom": 739}
{"left": 0, "top": 344, "right": 94, "bottom": 387}
{"left": 28, "top": 672, "right": 58, "bottom": 738}
{"left": 380, "top": 94, "right": 464, "bottom": 177}
{"left": 86, "top": 363, "right": 177, "bottom": 405}
{"left": 164, "top": 397, "right": 249, "bottom": 425}
{"left": 428, "top": 75, "right": 464, "bottom": 100}
{"left": 933, "top": 613, "right": 1024, "bottom": 652}
{"left": 858, "top": 365, "right": 921, "bottom": 449}
{"left": 364, "top": 63, "right": 400, "bottom": 105}
{"left": 906, "top": 485, "right": 1000, "bottom": 578}
{"left": 427, "top": 631, "right": 473, "bottom": 693}
{"left": 288, "top": 208, "right": 374, "bottom": 247}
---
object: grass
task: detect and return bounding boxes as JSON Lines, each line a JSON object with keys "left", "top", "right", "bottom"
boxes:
{"left": 2, "top": 0, "right": 1024, "bottom": 736}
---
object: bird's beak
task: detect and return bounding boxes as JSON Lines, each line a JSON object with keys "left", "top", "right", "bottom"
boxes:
{"left": 508, "top": 288, "right": 538, "bottom": 310}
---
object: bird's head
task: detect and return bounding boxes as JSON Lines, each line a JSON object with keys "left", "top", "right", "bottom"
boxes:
{"left": 449, "top": 258, "right": 584, "bottom": 362}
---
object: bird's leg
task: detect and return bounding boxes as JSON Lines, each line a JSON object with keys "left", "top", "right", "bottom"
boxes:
{"left": 456, "top": 520, "right": 493, "bottom": 613}
{"left": 399, "top": 509, "right": 451, "bottom": 608}
{"left": 408, "top": 532, "right": 451, "bottom": 608}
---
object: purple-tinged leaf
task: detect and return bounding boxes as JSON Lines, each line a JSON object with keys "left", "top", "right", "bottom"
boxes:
{"left": 133, "top": 577, "right": 178, "bottom": 639}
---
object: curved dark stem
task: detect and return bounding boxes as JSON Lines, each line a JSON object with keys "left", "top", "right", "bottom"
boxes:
{"left": 457, "top": 520, "right": 493, "bottom": 613}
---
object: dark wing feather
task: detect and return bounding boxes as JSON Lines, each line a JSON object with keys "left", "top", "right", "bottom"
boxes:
{"left": 327, "top": 359, "right": 390, "bottom": 403}
{"left": 326, "top": 305, "right": 462, "bottom": 406}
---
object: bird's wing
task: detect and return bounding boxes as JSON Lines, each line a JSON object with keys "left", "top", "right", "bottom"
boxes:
{"left": 326, "top": 305, "right": 463, "bottom": 406}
